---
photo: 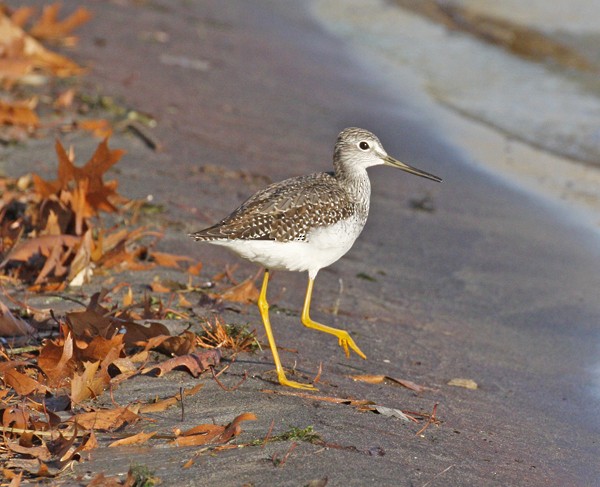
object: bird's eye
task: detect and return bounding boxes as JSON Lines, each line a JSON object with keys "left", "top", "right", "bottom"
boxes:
{"left": 359, "top": 141, "right": 370, "bottom": 151}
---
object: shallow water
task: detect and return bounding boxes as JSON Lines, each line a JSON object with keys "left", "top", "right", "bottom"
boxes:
{"left": 312, "top": 0, "right": 600, "bottom": 168}
{"left": 310, "top": 0, "right": 600, "bottom": 241}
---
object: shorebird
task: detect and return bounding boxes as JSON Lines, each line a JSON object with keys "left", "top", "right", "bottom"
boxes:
{"left": 190, "top": 128, "right": 441, "bottom": 389}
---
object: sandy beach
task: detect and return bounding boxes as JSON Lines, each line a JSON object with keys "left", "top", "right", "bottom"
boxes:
{"left": 2, "top": 1, "right": 600, "bottom": 485}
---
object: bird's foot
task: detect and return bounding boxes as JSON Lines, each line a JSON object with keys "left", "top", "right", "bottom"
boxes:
{"left": 337, "top": 331, "right": 367, "bottom": 360}
{"left": 277, "top": 373, "right": 317, "bottom": 391}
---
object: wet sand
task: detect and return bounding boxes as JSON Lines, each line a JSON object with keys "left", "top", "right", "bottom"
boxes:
{"left": 3, "top": 1, "right": 600, "bottom": 485}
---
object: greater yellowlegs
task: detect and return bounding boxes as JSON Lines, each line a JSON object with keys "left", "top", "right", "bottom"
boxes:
{"left": 190, "top": 128, "right": 441, "bottom": 389}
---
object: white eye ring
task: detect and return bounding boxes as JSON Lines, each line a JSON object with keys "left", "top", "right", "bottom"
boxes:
{"left": 358, "top": 141, "right": 370, "bottom": 151}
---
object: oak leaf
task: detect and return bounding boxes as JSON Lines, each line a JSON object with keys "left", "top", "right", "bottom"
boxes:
{"left": 108, "top": 431, "right": 157, "bottom": 448}
{"left": 141, "top": 349, "right": 221, "bottom": 377}
{"left": 28, "top": 4, "right": 92, "bottom": 46}
{"left": 4, "top": 369, "right": 48, "bottom": 396}
{"left": 170, "top": 412, "right": 256, "bottom": 447}
{"left": 71, "top": 406, "right": 140, "bottom": 431}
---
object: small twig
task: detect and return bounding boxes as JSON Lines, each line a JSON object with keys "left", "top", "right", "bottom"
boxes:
{"left": 1, "top": 286, "right": 43, "bottom": 315}
{"left": 421, "top": 464, "right": 454, "bottom": 487}
{"left": 262, "top": 419, "right": 275, "bottom": 448}
{"left": 213, "top": 362, "right": 231, "bottom": 378}
{"left": 272, "top": 442, "right": 297, "bottom": 467}
{"left": 43, "top": 293, "right": 89, "bottom": 308}
{"left": 313, "top": 362, "right": 323, "bottom": 384}
{"left": 108, "top": 383, "right": 120, "bottom": 409}
{"left": 180, "top": 386, "right": 185, "bottom": 422}
{"left": 211, "top": 367, "right": 248, "bottom": 392}
{"left": 123, "top": 120, "right": 163, "bottom": 151}
{"left": 49, "top": 309, "right": 62, "bottom": 327}
{"left": 415, "top": 403, "right": 439, "bottom": 436}
{"left": 224, "top": 264, "right": 239, "bottom": 284}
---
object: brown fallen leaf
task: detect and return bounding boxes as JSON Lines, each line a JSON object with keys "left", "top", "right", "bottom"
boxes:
{"left": 350, "top": 374, "right": 427, "bottom": 393}
{"left": 156, "top": 330, "right": 197, "bottom": 356}
{"left": 122, "top": 321, "right": 170, "bottom": 347}
{"left": 54, "top": 87, "right": 75, "bottom": 109}
{"left": 28, "top": 4, "right": 92, "bottom": 46}
{"left": 214, "top": 276, "right": 259, "bottom": 303}
{"left": 32, "top": 139, "right": 126, "bottom": 236}
{"left": 141, "top": 349, "right": 221, "bottom": 378}
{"left": 0, "top": 299, "right": 34, "bottom": 336}
{"left": 5, "top": 469, "right": 22, "bottom": 486}
{"left": 79, "top": 430, "right": 98, "bottom": 452}
{"left": 138, "top": 383, "right": 204, "bottom": 414}
{"left": 68, "top": 229, "right": 94, "bottom": 286}
{"left": 71, "top": 406, "right": 140, "bottom": 431}
{"left": 70, "top": 361, "right": 103, "bottom": 404}
{"left": 150, "top": 280, "right": 171, "bottom": 293}
{"left": 37, "top": 331, "right": 75, "bottom": 387}
{"left": 170, "top": 412, "right": 256, "bottom": 447}
{"left": 187, "top": 261, "right": 203, "bottom": 276}
{"left": 85, "top": 472, "right": 125, "bottom": 487}
{"left": 78, "top": 119, "right": 112, "bottom": 138}
{"left": 80, "top": 334, "right": 124, "bottom": 362}
{"left": 0, "top": 99, "right": 39, "bottom": 129}
{"left": 150, "top": 251, "right": 193, "bottom": 269}
{"left": 6, "top": 440, "right": 51, "bottom": 461}
{"left": 108, "top": 431, "right": 157, "bottom": 448}
{"left": 177, "top": 293, "right": 193, "bottom": 308}
{"left": 3, "top": 234, "right": 81, "bottom": 263}
{"left": 0, "top": 11, "right": 84, "bottom": 80}
{"left": 3, "top": 369, "right": 48, "bottom": 396}
{"left": 2, "top": 405, "right": 31, "bottom": 429}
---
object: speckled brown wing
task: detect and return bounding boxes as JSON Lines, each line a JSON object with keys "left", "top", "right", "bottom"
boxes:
{"left": 190, "top": 172, "right": 356, "bottom": 242}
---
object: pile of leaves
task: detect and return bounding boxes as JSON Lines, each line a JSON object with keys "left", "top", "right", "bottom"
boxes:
{"left": 1, "top": 138, "right": 164, "bottom": 292}
{"left": 0, "top": 3, "right": 95, "bottom": 142}
{"left": 0, "top": 135, "right": 261, "bottom": 479}
{"left": 0, "top": 286, "right": 261, "bottom": 481}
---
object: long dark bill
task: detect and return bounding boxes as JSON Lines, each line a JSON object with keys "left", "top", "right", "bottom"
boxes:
{"left": 383, "top": 155, "right": 442, "bottom": 183}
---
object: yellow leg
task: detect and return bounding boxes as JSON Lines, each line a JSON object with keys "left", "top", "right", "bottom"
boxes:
{"left": 301, "top": 277, "right": 367, "bottom": 360}
{"left": 258, "top": 270, "right": 316, "bottom": 390}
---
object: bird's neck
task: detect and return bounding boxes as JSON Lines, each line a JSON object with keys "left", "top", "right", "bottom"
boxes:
{"left": 334, "top": 166, "right": 371, "bottom": 216}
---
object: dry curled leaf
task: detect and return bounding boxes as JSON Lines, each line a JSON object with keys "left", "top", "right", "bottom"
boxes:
{"left": 78, "top": 119, "right": 113, "bottom": 138}
{"left": 141, "top": 349, "right": 221, "bottom": 378}
{"left": 213, "top": 276, "right": 259, "bottom": 304}
{"left": 0, "top": 11, "right": 84, "bottom": 81}
{"left": 138, "top": 383, "right": 204, "bottom": 414}
{"left": 3, "top": 369, "right": 48, "bottom": 396}
{"left": 71, "top": 406, "right": 140, "bottom": 431}
{"left": 0, "top": 299, "right": 34, "bottom": 336}
{"left": 170, "top": 412, "right": 256, "bottom": 447}
{"left": 0, "top": 99, "right": 39, "bottom": 129}
{"left": 108, "top": 431, "right": 157, "bottom": 448}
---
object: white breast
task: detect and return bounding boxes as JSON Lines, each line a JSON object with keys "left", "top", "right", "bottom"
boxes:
{"left": 209, "top": 216, "right": 365, "bottom": 279}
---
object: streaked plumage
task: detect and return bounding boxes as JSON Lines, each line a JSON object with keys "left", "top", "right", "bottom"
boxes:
{"left": 190, "top": 127, "right": 441, "bottom": 389}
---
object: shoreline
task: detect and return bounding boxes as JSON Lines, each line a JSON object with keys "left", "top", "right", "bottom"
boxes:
{"left": 310, "top": 0, "right": 600, "bottom": 236}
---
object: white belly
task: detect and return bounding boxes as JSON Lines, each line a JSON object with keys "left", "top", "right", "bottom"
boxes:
{"left": 209, "top": 217, "right": 364, "bottom": 278}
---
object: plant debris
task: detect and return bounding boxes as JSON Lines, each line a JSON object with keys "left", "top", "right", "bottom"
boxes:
{"left": 350, "top": 374, "right": 428, "bottom": 393}
{"left": 447, "top": 378, "right": 478, "bottom": 390}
